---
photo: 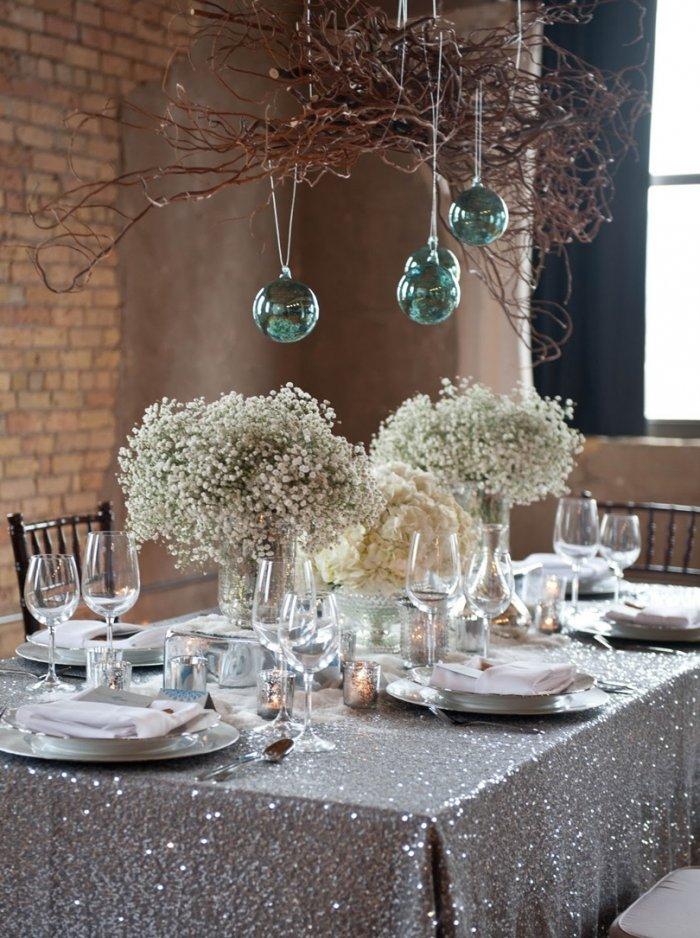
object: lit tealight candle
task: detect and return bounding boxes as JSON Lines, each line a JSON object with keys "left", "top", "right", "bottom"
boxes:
{"left": 343, "top": 660, "right": 381, "bottom": 709}
{"left": 256, "top": 668, "right": 295, "bottom": 720}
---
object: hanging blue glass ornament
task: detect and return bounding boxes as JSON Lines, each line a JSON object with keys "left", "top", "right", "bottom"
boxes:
{"left": 397, "top": 241, "right": 460, "bottom": 325}
{"left": 404, "top": 238, "right": 461, "bottom": 282}
{"left": 448, "top": 180, "right": 509, "bottom": 246}
{"left": 252, "top": 266, "right": 319, "bottom": 342}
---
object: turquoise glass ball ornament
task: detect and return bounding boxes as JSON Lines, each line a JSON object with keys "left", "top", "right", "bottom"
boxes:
{"left": 397, "top": 243, "right": 460, "bottom": 325}
{"left": 252, "top": 266, "right": 319, "bottom": 342}
{"left": 404, "top": 237, "right": 461, "bottom": 282}
{"left": 448, "top": 180, "right": 509, "bottom": 246}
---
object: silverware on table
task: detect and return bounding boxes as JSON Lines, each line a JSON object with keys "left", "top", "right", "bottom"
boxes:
{"left": 427, "top": 704, "right": 545, "bottom": 735}
{"left": 588, "top": 633, "right": 679, "bottom": 655}
{"left": 196, "top": 737, "right": 294, "bottom": 783}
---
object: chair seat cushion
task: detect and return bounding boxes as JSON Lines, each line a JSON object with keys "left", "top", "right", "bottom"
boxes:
{"left": 609, "top": 868, "right": 700, "bottom": 938}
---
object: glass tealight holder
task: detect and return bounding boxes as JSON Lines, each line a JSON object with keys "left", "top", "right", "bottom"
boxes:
{"left": 86, "top": 647, "right": 132, "bottom": 690}
{"left": 166, "top": 654, "right": 208, "bottom": 693}
{"left": 399, "top": 599, "right": 449, "bottom": 668}
{"left": 338, "top": 628, "right": 357, "bottom": 672}
{"left": 343, "top": 660, "right": 381, "bottom": 710}
{"left": 534, "top": 574, "right": 566, "bottom": 634}
{"left": 256, "top": 669, "right": 296, "bottom": 721}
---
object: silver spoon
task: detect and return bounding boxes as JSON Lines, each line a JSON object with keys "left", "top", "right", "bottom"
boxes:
{"left": 196, "top": 737, "right": 294, "bottom": 783}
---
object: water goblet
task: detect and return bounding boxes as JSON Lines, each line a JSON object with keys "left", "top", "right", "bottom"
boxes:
{"left": 24, "top": 554, "right": 80, "bottom": 692}
{"left": 553, "top": 496, "right": 599, "bottom": 615}
{"left": 465, "top": 525, "right": 513, "bottom": 657}
{"left": 406, "top": 532, "right": 461, "bottom": 668}
{"left": 279, "top": 592, "right": 339, "bottom": 752}
{"left": 599, "top": 513, "right": 641, "bottom": 602}
{"left": 82, "top": 532, "right": 140, "bottom": 651}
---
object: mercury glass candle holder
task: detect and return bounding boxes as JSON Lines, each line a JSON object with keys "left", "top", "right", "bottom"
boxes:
{"left": 343, "top": 660, "right": 381, "bottom": 709}
{"left": 338, "top": 628, "right": 357, "bottom": 671}
{"left": 166, "top": 654, "right": 208, "bottom": 692}
{"left": 257, "top": 669, "right": 296, "bottom": 720}
{"left": 86, "top": 647, "right": 130, "bottom": 690}
{"left": 534, "top": 574, "right": 566, "bottom": 634}
{"left": 399, "top": 600, "right": 448, "bottom": 668}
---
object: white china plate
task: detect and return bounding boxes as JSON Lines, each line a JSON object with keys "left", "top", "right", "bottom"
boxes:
{"left": 16, "top": 641, "right": 163, "bottom": 668}
{"left": 387, "top": 678, "right": 609, "bottom": 716}
{"left": 2, "top": 709, "right": 220, "bottom": 757}
{"left": 0, "top": 721, "right": 240, "bottom": 763}
{"left": 572, "top": 615, "right": 700, "bottom": 645}
{"left": 410, "top": 666, "right": 596, "bottom": 698}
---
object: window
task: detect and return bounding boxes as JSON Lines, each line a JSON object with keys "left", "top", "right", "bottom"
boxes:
{"left": 644, "top": 0, "right": 700, "bottom": 432}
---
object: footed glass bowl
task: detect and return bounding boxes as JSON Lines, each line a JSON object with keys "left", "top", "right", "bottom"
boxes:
{"left": 334, "top": 590, "right": 401, "bottom": 655}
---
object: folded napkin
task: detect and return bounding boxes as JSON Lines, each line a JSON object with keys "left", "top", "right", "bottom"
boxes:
{"left": 31, "top": 621, "right": 170, "bottom": 651}
{"left": 430, "top": 655, "right": 577, "bottom": 696}
{"left": 604, "top": 603, "right": 700, "bottom": 630}
{"left": 15, "top": 696, "right": 202, "bottom": 739}
{"left": 514, "top": 553, "right": 610, "bottom": 585}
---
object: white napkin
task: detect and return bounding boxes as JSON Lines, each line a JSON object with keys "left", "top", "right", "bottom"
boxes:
{"left": 31, "top": 621, "right": 169, "bottom": 651}
{"left": 430, "top": 655, "right": 577, "bottom": 696}
{"left": 15, "top": 696, "right": 202, "bottom": 739}
{"left": 604, "top": 603, "right": 700, "bottom": 630}
{"left": 513, "top": 553, "right": 610, "bottom": 585}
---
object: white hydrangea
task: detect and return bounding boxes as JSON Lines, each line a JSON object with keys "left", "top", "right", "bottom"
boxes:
{"left": 315, "top": 461, "right": 476, "bottom": 595}
{"left": 371, "top": 378, "right": 584, "bottom": 506}
{"left": 118, "top": 384, "right": 384, "bottom": 567}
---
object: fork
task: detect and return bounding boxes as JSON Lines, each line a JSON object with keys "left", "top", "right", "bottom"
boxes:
{"left": 428, "top": 704, "right": 545, "bottom": 734}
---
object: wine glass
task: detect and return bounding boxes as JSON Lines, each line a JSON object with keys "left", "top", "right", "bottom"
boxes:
{"left": 406, "top": 532, "right": 461, "bottom": 668}
{"left": 279, "top": 592, "right": 339, "bottom": 753}
{"left": 24, "top": 554, "right": 80, "bottom": 692}
{"left": 553, "top": 496, "right": 599, "bottom": 615}
{"left": 465, "top": 525, "right": 513, "bottom": 658}
{"left": 252, "top": 556, "right": 315, "bottom": 736}
{"left": 599, "top": 513, "right": 641, "bottom": 603}
{"left": 82, "top": 532, "right": 140, "bottom": 650}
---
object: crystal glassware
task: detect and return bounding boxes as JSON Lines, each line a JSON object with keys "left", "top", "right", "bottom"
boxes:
{"left": 405, "top": 532, "right": 461, "bottom": 668}
{"left": 82, "top": 532, "right": 140, "bottom": 650}
{"left": 553, "top": 496, "right": 599, "bottom": 615}
{"left": 599, "top": 513, "right": 641, "bottom": 602}
{"left": 279, "top": 592, "right": 339, "bottom": 752}
{"left": 23, "top": 554, "right": 80, "bottom": 692}
{"left": 251, "top": 556, "right": 315, "bottom": 737}
{"left": 465, "top": 524, "right": 513, "bottom": 657}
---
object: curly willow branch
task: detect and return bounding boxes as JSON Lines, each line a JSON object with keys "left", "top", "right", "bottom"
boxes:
{"left": 29, "top": 0, "right": 648, "bottom": 363}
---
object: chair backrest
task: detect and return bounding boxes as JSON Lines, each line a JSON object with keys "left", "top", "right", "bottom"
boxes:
{"left": 7, "top": 501, "right": 114, "bottom": 636}
{"left": 599, "top": 499, "right": 699, "bottom": 581}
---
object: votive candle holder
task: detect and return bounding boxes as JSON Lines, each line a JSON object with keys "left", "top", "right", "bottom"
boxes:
{"left": 343, "top": 660, "right": 381, "bottom": 709}
{"left": 256, "top": 668, "right": 296, "bottom": 720}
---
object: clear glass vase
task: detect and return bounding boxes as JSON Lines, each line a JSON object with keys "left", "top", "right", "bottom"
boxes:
{"left": 334, "top": 590, "right": 401, "bottom": 654}
{"left": 218, "top": 530, "right": 296, "bottom": 630}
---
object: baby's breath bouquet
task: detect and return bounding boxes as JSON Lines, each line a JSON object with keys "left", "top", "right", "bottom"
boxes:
{"left": 118, "top": 384, "right": 383, "bottom": 567}
{"left": 371, "top": 378, "right": 584, "bottom": 507}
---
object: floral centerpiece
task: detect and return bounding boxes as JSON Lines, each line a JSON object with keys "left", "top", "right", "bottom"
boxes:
{"left": 315, "top": 461, "right": 475, "bottom": 652}
{"left": 371, "top": 378, "right": 584, "bottom": 524}
{"left": 118, "top": 383, "right": 383, "bottom": 625}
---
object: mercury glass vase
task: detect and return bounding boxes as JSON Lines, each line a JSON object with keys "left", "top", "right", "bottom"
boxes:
{"left": 218, "top": 530, "right": 297, "bottom": 630}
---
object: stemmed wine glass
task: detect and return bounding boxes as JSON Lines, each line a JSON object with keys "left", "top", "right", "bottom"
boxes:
{"left": 553, "top": 496, "right": 599, "bottom": 616}
{"left": 279, "top": 592, "right": 339, "bottom": 753}
{"left": 599, "top": 513, "right": 641, "bottom": 603}
{"left": 406, "top": 532, "right": 461, "bottom": 668}
{"left": 252, "top": 556, "right": 315, "bottom": 736}
{"left": 24, "top": 554, "right": 80, "bottom": 692}
{"left": 465, "top": 525, "right": 513, "bottom": 658}
{"left": 82, "top": 532, "right": 140, "bottom": 651}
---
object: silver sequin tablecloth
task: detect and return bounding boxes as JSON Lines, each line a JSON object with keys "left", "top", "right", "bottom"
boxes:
{"left": 0, "top": 640, "right": 698, "bottom": 938}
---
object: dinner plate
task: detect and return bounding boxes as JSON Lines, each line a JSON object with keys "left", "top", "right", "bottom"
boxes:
{"left": 1, "top": 708, "right": 221, "bottom": 757}
{"left": 0, "top": 721, "right": 240, "bottom": 763}
{"left": 410, "top": 666, "right": 596, "bottom": 697}
{"left": 386, "top": 678, "right": 609, "bottom": 716}
{"left": 16, "top": 641, "right": 164, "bottom": 668}
{"left": 572, "top": 613, "right": 700, "bottom": 645}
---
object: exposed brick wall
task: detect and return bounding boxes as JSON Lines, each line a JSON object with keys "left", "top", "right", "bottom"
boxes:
{"left": 0, "top": 1, "right": 180, "bottom": 615}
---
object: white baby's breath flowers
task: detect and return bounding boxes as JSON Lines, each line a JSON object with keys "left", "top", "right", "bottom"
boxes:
{"left": 315, "top": 461, "right": 476, "bottom": 595}
{"left": 371, "top": 378, "right": 584, "bottom": 506}
{"left": 118, "top": 384, "right": 383, "bottom": 567}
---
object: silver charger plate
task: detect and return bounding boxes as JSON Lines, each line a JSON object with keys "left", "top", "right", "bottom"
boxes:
{"left": 0, "top": 721, "right": 240, "bottom": 764}
{"left": 386, "top": 678, "right": 609, "bottom": 716}
{"left": 410, "top": 666, "right": 596, "bottom": 698}
{"left": 16, "top": 641, "right": 164, "bottom": 668}
{"left": 572, "top": 613, "right": 700, "bottom": 645}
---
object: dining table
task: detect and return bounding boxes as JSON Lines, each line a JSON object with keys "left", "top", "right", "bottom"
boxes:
{"left": 0, "top": 597, "right": 698, "bottom": 938}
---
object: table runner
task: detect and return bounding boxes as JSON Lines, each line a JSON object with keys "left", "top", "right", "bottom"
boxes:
{"left": 0, "top": 632, "right": 698, "bottom": 937}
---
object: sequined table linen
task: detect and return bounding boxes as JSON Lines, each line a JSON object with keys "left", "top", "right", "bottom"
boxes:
{"left": 0, "top": 644, "right": 698, "bottom": 938}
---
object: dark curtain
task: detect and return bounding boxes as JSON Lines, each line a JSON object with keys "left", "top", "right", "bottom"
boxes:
{"left": 533, "top": 0, "right": 656, "bottom": 436}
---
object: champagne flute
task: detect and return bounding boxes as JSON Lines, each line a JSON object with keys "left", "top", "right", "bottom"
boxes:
{"left": 279, "top": 592, "right": 339, "bottom": 753}
{"left": 406, "top": 532, "right": 461, "bottom": 668}
{"left": 599, "top": 513, "right": 641, "bottom": 603}
{"left": 465, "top": 525, "right": 513, "bottom": 658}
{"left": 24, "top": 554, "right": 80, "bottom": 692}
{"left": 252, "top": 556, "right": 315, "bottom": 736}
{"left": 553, "top": 496, "right": 599, "bottom": 615}
{"left": 82, "top": 532, "right": 140, "bottom": 651}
